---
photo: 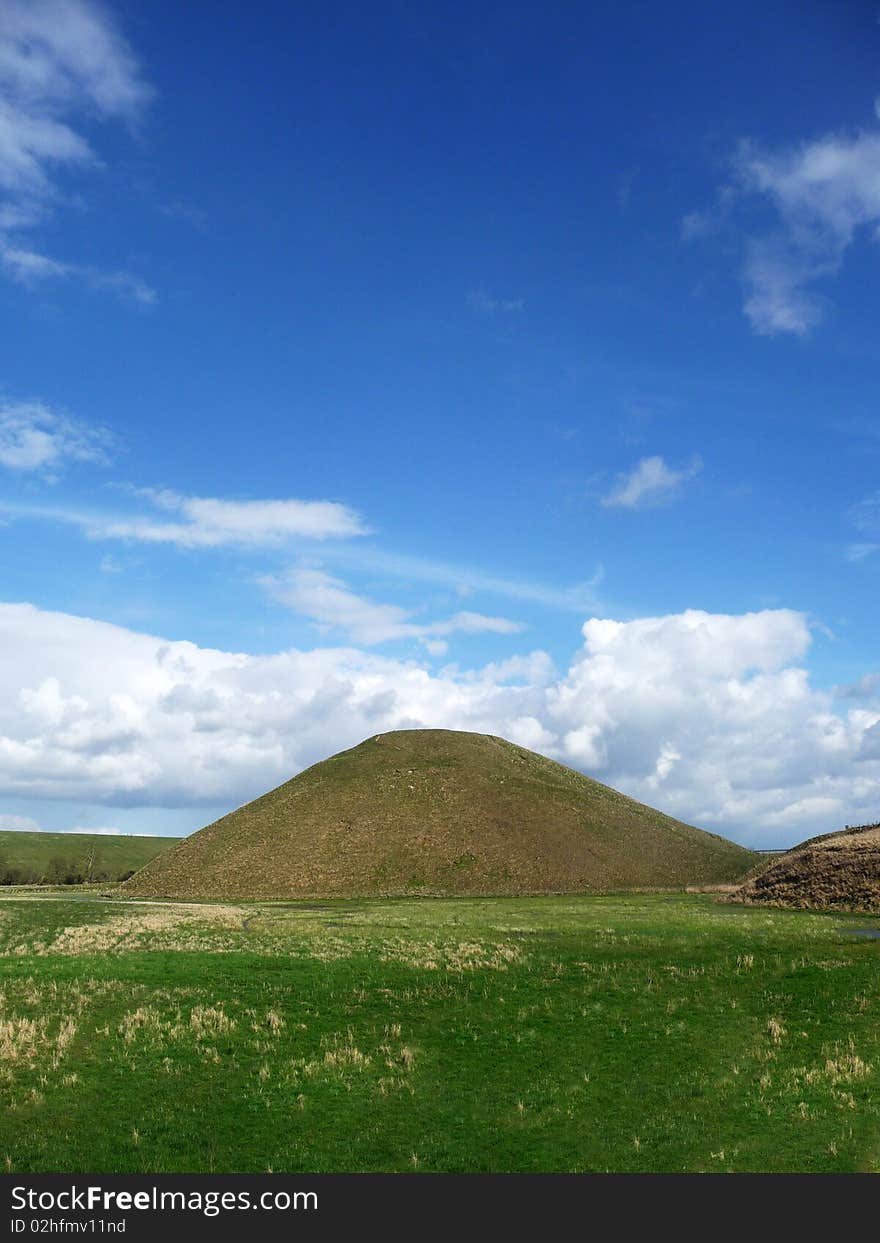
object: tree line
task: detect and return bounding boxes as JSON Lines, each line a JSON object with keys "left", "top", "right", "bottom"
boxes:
{"left": 0, "top": 850, "right": 136, "bottom": 886}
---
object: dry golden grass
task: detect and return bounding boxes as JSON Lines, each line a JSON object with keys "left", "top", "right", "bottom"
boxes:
{"left": 2, "top": 903, "right": 245, "bottom": 958}
{"left": 731, "top": 822, "right": 880, "bottom": 913}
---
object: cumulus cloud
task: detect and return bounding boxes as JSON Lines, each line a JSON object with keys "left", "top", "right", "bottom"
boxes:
{"left": 0, "top": 601, "right": 877, "bottom": 845}
{"left": 262, "top": 567, "right": 525, "bottom": 647}
{"left": 0, "top": 0, "right": 153, "bottom": 299}
{"left": 600, "top": 455, "right": 702, "bottom": 509}
{"left": 0, "top": 399, "right": 110, "bottom": 473}
{"left": 688, "top": 117, "right": 880, "bottom": 335}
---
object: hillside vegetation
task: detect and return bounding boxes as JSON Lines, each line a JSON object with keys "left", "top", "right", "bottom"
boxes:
{"left": 0, "top": 830, "right": 180, "bottom": 886}
{"left": 730, "top": 821, "right": 880, "bottom": 912}
{"left": 126, "top": 729, "right": 756, "bottom": 899}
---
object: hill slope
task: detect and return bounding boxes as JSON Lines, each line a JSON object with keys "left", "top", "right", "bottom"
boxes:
{"left": 0, "top": 830, "right": 180, "bottom": 885}
{"left": 126, "top": 730, "right": 756, "bottom": 899}
{"left": 729, "top": 821, "right": 880, "bottom": 912}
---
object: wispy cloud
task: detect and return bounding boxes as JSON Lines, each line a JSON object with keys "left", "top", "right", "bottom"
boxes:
{"left": 601, "top": 455, "right": 702, "bottom": 510}
{"left": 0, "top": 489, "right": 604, "bottom": 614}
{"left": 0, "top": 241, "right": 157, "bottom": 303}
{"left": 0, "top": 399, "right": 110, "bottom": 474}
{"left": 468, "top": 288, "right": 524, "bottom": 314}
{"left": 261, "top": 567, "right": 525, "bottom": 647}
{"left": 0, "top": 0, "right": 154, "bottom": 300}
{"left": 845, "top": 491, "right": 880, "bottom": 561}
{"left": 687, "top": 111, "right": 880, "bottom": 336}
{"left": 741, "top": 238, "right": 826, "bottom": 337}
{"left": 848, "top": 491, "right": 880, "bottom": 536}
{"left": 322, "top": 545, "right": 604, "bottom": 613}
{"left": 94, "top": 489, "right": 370, "bottom": 547}
{"left": 0, "top": 488, "right": 370, "bottom": 547}
{"left": 731, "top": 125, "right": 880, "bottom": 335}
{"left": 158, "top": 200, "right": 207, "bottom": 228}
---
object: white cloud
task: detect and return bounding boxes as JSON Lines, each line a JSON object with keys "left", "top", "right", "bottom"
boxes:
{"left": 736, "top": 131, "right": 880, "bottom": 250}
{"left": 447, "top": 611, "right": 524, "bottom": 636}
{"left": 0, "top": 241, "right": 157, "bottom": 303}
{"left": 62, "top": 489, "right": 369, "bottom": 547}
{"left": 0, "top": 399, "right": 109, "bottom": 473}
{"left": 741, "top": 238, "right": 826, "bottom": 336}
{"left": 262, "top": 567, "right": 525, "bottom": 646}
{"left": 0, "top": 501, "right": 607, "bottom": 612}
{"left": 691, "top": 119, "right": 880, "bottom": 335}
{"left": 0, "top": 242, "right": 68, "bottom": 277}
{"left": 0, "top": 91, "right": 94, "bottom": 197}
{"left": 0, "top": 601, "right": 877, "bottom": 845}
{"left": 0, "top": 1, "right": 150, "bottom": 124}
{"left": 600, "top": 455, "right": 702, "bottom": 509}
{"left": 0, "top": 0, "right": 153, "bottom": 298}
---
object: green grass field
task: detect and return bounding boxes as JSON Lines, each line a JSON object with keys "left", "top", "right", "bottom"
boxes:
{"left": 0, "top": 830, "right": 180, "bottom": 885}
{"left": 0, "top": 890, "right": 878, "bottom": 1173}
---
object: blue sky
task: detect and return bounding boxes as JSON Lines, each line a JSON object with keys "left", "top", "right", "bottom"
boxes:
{"left": 0, "top": 0, "right": 878, "bottom": 847}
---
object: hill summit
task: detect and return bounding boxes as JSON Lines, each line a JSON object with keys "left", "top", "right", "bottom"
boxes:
{"left": 729, "top": 821, "right": 880, "bottom": 912}
{"left": 125, "top": 729, "right": 756, "bottom": 899}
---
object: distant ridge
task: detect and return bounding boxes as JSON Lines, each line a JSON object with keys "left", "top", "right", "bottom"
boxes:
{"left": 0, "top": 829, "right": 179, "bottom": 885}
{"left": 125, "top": 729, "right": 757, "bottom": 899}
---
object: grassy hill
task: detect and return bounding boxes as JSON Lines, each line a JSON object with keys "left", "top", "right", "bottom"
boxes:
{"left": 126, "top": 728, "right": 757, "bottom": 899}
{"left": 0, "top": 830, "right": 180, "bottom": 885}
{"left": 730, "top": 820, "right": 880, "bottom": 912}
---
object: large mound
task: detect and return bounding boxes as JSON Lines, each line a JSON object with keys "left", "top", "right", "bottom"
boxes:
{"left": 729, "top": 822, "right": 880, "bottom": 912}
{"left": 125, "top": 729, "right": 757, "bottom": 899}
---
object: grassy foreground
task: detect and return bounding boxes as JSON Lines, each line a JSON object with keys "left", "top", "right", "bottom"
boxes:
{"left": 0, "top": 891, "right": 878, "bottom": 1173}
{"left": 0, "top": 830, "right": 180, "bottom": 885}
